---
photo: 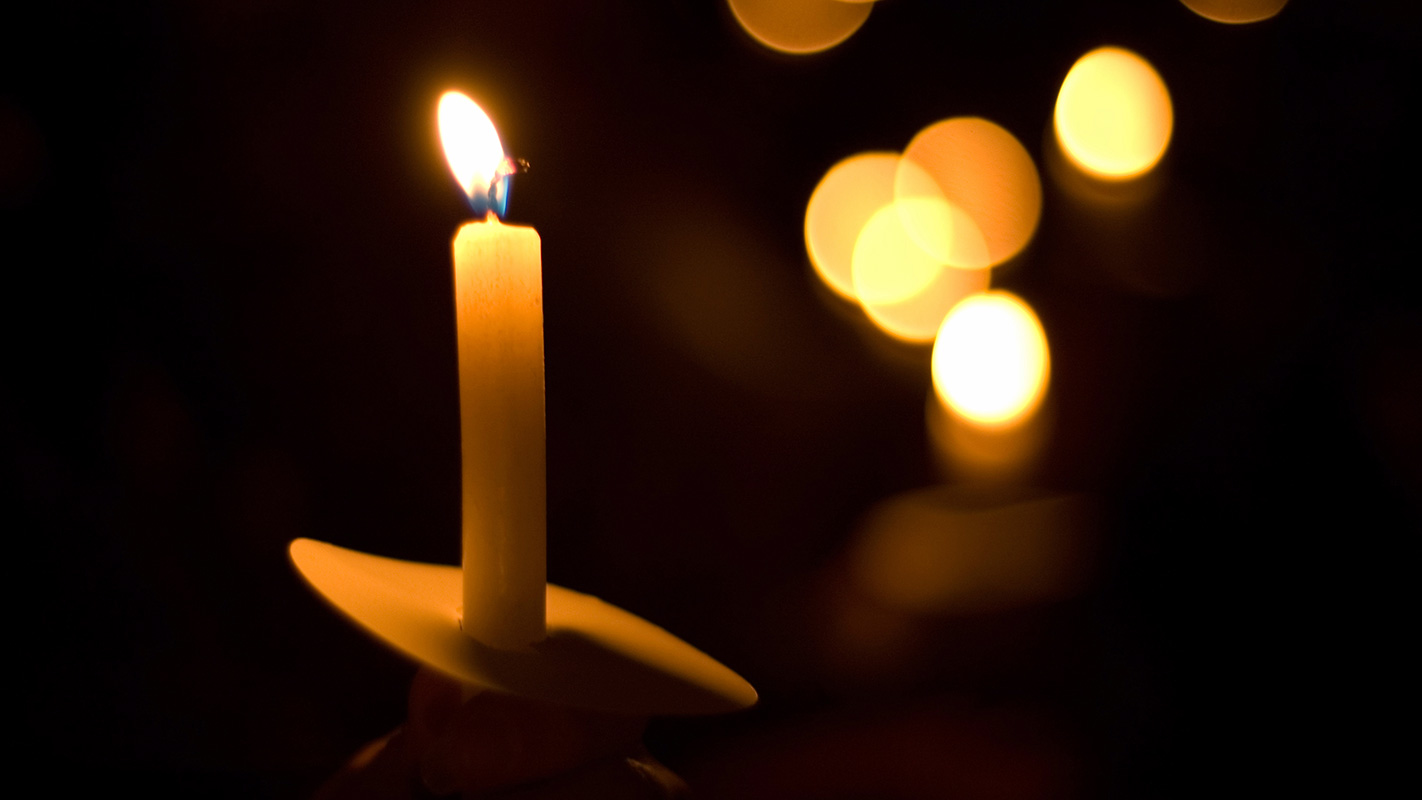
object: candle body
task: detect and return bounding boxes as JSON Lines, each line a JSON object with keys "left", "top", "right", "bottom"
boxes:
{"left": 453, "top": 217, "right": 546, "bottom": 650}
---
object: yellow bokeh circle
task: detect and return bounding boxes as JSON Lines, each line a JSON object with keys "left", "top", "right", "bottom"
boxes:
{"left": 1054, "top": 46, "right": 1173, "bottom": 181}
{"left": 805, "top": 152, "right": 899, "bottom": 301}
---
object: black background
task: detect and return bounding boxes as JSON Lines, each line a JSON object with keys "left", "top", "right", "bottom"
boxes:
{"left": 4, "top": 1, "right": 1416, "bottom": 797}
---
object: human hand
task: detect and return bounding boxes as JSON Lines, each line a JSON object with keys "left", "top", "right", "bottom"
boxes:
{"left": 314, "top": 667, "right": 689, "bottom": 799}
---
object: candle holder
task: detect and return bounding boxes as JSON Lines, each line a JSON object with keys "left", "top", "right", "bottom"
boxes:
{"left": 290, "top": 92, "right": 755, "bottom": 718}
{"left": 290, "top": 539, "right": 756, "bottom": 715}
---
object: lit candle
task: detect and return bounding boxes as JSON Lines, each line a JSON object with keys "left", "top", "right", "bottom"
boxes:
{"left": 286, "top": 92, "right": 755, "bottom": 716}
{"left": 439, "top": 91, "right": 545, "bottom": 650}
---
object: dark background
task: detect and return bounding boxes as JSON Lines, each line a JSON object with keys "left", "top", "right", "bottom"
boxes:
{"left": 4, "top": 1, "right": 1415, "bottom": 797}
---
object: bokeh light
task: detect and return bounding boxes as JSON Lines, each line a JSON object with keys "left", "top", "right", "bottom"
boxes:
{"left": 852, "top": 204, "right": 942, "bottom": 307}
{"left": 848, "top": 487, "right": 1094, "bottom": 615}
{"left": 727, "top": 0, "right": 872, "bottom": 55}
{"left": 1043, "top": 119, "right": 1166, "bottom": 210}
{"left": 896, "top": 118, "right": 1042, "bottom": 269}
{"left": 805, "top": 152, "right": 899, "bottom": 301}
{"left": 894, "top": 160, "right": 990, "bottom": 270}
{"left": 927, "top": 392, "right": 1049, "bottom": 483}
{"left": 932, "top": 292, "right": 1049, "bottom": 427}
{"left": 1054, "top": 47, "right": 1173, "bottom": 181}
{"left": 1179, "top": 0, "right": 1288, "bottom": 24}
{"left": 853, "top": 204, "right": 989, "bottom": 343}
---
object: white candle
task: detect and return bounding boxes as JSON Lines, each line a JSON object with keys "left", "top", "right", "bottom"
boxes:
{"left": 440, "top": 92, "right": 546, "bottom": 650}
{"left": 288, "top": 92, "right": 757, "bottom": 718}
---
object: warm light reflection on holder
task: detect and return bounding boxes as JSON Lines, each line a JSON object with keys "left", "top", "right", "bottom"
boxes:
{"left": 288, "top": 91, "right": 756, "bottom": 716}
{"left": 289, "top": 540, "right": 756, "bottom": 715}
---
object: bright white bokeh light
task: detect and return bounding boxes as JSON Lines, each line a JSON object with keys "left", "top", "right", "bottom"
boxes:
{"left": 932, "top": 292, "right": 1049, "bottom": 427}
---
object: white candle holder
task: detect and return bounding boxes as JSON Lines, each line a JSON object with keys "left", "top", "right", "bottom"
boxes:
{"left": 289, "top": 539, "right": 756, "bottom": 716}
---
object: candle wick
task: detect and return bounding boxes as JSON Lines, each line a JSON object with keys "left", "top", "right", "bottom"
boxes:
{"left": 497, "top": 156, "right": 530, "bottom": 179}
{"left": 470, "top": 156, "right": 528, "bottom": 221}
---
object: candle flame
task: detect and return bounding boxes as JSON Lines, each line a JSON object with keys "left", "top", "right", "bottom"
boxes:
{"left": 439, "top": 91, "right": 517, "bottom": 217}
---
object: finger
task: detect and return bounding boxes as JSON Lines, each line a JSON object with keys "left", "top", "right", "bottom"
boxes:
{"left": 312, "top": 729, "right": 419, "bottom": 800}
{"left": 494, "top": 748, "right": 692, "bottom": 800}
{"left": 405, "top": 667, "right": 649, "bottom": 796}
